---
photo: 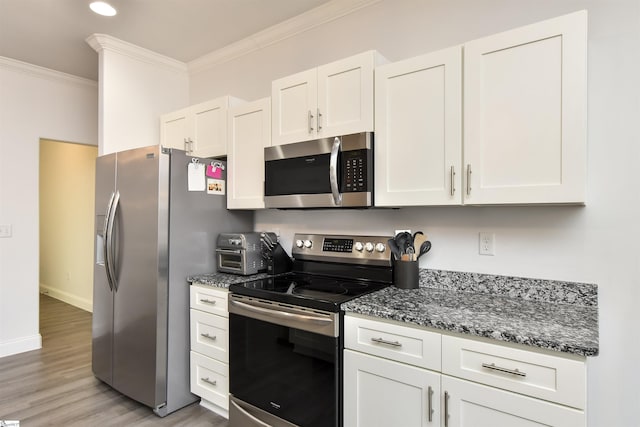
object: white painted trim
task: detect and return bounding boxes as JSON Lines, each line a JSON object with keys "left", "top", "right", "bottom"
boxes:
{"left": 39, "top": 287, "right": 92, "bottom": 313}
{"left": 188, "top": 0, "right": 382, "bottom": 73}
{"left": 86, "top": 33, "right": 188, "bottom": 74}
{"left": 0, "top": 334, "right": 42, "bottom": 358}
{"left": 0, "top": 55, "right": 98, "bottom": 87}
{"left": 199, "top": 398, "right": 229, "bottom": 419}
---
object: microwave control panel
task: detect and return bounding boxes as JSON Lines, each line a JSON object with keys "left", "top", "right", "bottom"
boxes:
{"left": 342, "top": 149, "right": 369, "bottom": 193}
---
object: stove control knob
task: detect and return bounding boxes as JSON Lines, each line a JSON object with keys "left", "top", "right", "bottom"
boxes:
{"left": 303, "top": 240, "right": 313, "bottom": 249}
{"left": 295, "top": 239, "right": 304, "bottom": 248}
{"left": 375, "top": 242, "right": 386, "bottom": 253}
{"left": 354, "top": 242, "right": 364, "bottom": 252}
{"left": 364, "top": 242, "right": 374, "bottom": 252}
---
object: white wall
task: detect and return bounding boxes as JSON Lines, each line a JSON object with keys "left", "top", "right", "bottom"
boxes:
{"left": 0, "top": 57, "right": 98, "bottom": 357}
{"left": 87, "top": 34, "right": 189, "bottom": 155}
{"left": 188, "top": 1, "right": 640, "bottom": 425}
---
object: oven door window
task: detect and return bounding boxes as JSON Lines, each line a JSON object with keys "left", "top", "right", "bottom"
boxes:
{"left": 264, "top": 154, "right": 336, "bottom": 196}
{"left": 230, "top": 313, "right": 339, "bottom": 427}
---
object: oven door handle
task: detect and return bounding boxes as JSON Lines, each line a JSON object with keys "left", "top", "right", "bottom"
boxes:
{"left": 229, "top": 298, "right": 338, "bottom": 337}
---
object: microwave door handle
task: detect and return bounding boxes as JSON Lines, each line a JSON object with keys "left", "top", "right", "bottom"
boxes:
{"left": 329, "top": 136, "right": 342, "bottom": 206}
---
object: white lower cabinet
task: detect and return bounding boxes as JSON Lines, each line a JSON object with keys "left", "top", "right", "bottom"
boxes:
{"left": 344, "top": 314, "right": 587, "bottom": 427}
{"left": 344, "top": 349, "right": 440, "bottom": 427}
{"left": 189, "top": 284, "right": 229, "bottom": 418}
{"left": 442, "top": 376, "right": 585, "bottom": 427}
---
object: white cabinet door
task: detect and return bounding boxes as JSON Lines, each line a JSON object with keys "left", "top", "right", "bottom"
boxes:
{"left": 317, "top": 51, "right": 376, "bottom": 138}
{"left": 344, "top": 350, "right": 440, "bottom": 427}
{"left": 463, "top": 11, "right": 587, "bottom": 204}
{"left": 271, "top": 68, "right": 317, "bottom": 146}
{"left": 374, "top": 46, "right": 462, "bottom": 206}
{"left": 191, "top": 98, "right": 229, "bottom": 158}
{"left": 227, "top": 98, "right": 271, "bottom": 209}
{"left": 442, "top": 376, "right": 585, "bottom": 427}
{"left": 161, "top": 107, "right": 190, "bottom": 151}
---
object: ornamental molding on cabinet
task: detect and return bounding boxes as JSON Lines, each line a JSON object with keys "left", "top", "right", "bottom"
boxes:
{"left": 188, "top": 0, "right": 383, "bottom": 74}
{"left": 86, "top": 33, "right": 188, "bottom": 75}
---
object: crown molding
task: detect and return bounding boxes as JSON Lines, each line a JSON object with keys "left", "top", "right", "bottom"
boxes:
{"left": 188, "top": 0, "right": 382, "bottom": 74}
{"left": 0, "top": 56, "right": 98, "bottom": 87}
{"left": 86, "top": 34, "right": 188, "bottom": 74}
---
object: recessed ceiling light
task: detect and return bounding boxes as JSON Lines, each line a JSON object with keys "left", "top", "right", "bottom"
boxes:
{"left": 90, "top": 1, "right": 117, "bottom": 17}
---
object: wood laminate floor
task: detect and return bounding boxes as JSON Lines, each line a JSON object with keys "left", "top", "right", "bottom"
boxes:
{"left": 0, "top": 294, "right": 228, "bottom": 426}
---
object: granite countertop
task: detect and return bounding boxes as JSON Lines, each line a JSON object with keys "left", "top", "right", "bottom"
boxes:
{"left": 188, "top": 271, "right": 271, "bottom": 288}
{"left": 342, "top": 269, "right": 599, "bottom": 357}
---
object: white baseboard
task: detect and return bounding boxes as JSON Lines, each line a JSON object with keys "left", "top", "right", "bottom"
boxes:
{"left": 0, "top": 334, "right": 42, "bottom": 358}
{"left": 39, "top": 285, "right": 92, "bottom": 313}
{"left": 199, "top": 399, "right": 229, "bottom": 419}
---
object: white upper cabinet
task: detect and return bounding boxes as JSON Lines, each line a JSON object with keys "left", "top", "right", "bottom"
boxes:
{"left": 374, "top": 10, "right": 587, "bottom": 207}
{"left": 271, "top": 51, "right": 386, "bottom": 146}
{"left": 161, "top": 96, "right": 244, "bottom": 158}
{"left": 463, "top": 11, "right": 587, "bottom": 204}
{"left": 226, "top": 98, "right": 271, "bottom": 210}
{"left": 375, "top": 46, "right": 463, "bottom": 206}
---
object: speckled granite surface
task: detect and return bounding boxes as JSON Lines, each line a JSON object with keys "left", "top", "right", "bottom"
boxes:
{"left": 342, "top": 269, "right": 599, "bottom": 357}
{"left": 188, "top": 272, "right": 271, "bottom": 288}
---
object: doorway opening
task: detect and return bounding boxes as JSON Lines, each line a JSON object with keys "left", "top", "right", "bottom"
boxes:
{"left": 39, "top": 139, "right": 98, "bottom": 312}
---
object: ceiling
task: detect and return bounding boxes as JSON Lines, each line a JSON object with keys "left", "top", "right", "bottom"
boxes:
{"left": 0, "top": 0, "right": 331, "bottom": 81}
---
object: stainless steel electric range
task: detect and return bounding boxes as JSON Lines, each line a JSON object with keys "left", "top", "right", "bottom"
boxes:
{"left": 228, "top": 233, "right": 392, "bottom": 427}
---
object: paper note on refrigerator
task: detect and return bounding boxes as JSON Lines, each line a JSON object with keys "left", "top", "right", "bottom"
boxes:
{"left": 188, "top": 162, "right": 205, "bottom": 191}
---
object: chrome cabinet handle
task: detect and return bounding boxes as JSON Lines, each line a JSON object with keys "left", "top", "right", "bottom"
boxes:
{"left": 317, "top": 108, "right": 322, "bottom": 131}
{"left": 200, "top": 333, "right": 217, "bottom": 341}
{"left": 427, "top": 385, "right": 433, "bottom": 422}
{"left": 370, "top": 337, "right": 402, "bottom": 347}
{"left": 329, "top": 137, "right": 342, "bottom": 206}
{"left": 308, "top": 110, "right": 314, "bottom": 133}
{"left": 184, "top": 138, "right": 189, "bottom": 151}
{"left": 199, "top": 298, "right": 217, "bottom": 305}
{"left": 466, "top": 164, "right": 472, "bottom": 196}
{"left": 482, "top": 362, "right": 527, "bottom": 377}
{"left": 444, "top": 391, "right": 450, "bottom": 427}
{"left": 450, "top": 165, "right": 456, "bottom": 196}
{"left": 201, "top": 377, "right": 217, "bottom": 387}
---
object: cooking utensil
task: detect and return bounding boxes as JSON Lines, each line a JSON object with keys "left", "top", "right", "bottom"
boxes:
{"left": 387, "top": 238, "right": 402, "bottom": 261}
{"left": 417, "top": 241, "right": 431, "bottom": 259}
{"left": 394, "top": 231, "right": 413, "bottom": 255}
{"left": 412, "top": 233, "right": 427, "bottom": 256}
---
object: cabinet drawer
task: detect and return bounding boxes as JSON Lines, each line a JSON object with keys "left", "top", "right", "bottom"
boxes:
{"left": 190, "top": 351, "right": 229, "bottom": 410}
{"left": 442, "top": 335, "right": 586, "bottom": 409}
{"left": 190, "top": 284, "right": 228, "bottom": 317}
{"left": 344, "top": 315, "right": 441, "bottom": 371}
{"left": 190, "top": 309, "right": 229, "bottom": 363}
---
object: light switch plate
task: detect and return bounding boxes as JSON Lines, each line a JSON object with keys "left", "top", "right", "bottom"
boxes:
{"left": 0, "top": 224, "right": 12, "bottom": 238}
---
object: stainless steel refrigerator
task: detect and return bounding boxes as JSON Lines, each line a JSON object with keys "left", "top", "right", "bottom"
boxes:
{"left": 92, "top": 145, "right": 253, "bottom": 416}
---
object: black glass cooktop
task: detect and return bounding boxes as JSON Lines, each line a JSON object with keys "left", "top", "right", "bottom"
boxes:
{"left": 229, "top": 272, "right": 389, "bottom": 312}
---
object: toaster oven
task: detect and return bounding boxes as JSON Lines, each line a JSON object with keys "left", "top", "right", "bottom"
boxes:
{"left": 216, "top": 232, "right": 266, "bottom": 275}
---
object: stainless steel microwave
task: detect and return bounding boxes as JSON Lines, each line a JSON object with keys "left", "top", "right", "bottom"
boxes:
{"left": 264, "top": 132, "right": 373, "bottom": 208}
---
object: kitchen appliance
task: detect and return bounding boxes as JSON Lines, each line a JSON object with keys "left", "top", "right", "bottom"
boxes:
{"left": 228, "top": 233, "right": 392, "bottom": 427}
{"left": 92, "top": 145, "right": 253, "bottom": 417}
{"left": 216, "top": 232, "right": 267, "bottom": 275}
{"left": 264, "top": 132, "right": 373, "bottom": 209}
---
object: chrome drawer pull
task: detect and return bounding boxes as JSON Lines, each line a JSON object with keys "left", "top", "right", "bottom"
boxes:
{"left": 371, "top": 337, "right": 402, "bottom": 347}
{"left": 482, "top": 362, "right": 527, "bottom": 377}
{"left": 199, "top": 298, "right": 217, "bottom": 305}
{"left": 427, "top": 385, "right": 433, "bottom": 422}
{"left": 201, "top": 377, "right": 217, "bottom": 386}
{"left": 200, "top": 332, "right": 217, "bottom": 341}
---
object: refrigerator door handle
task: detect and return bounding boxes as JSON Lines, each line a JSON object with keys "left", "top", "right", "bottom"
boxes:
{"left": 105, "top": 190, "right": 120, "bottom": 292}
{"left": 103, "top": 192, "right": 116, "bottom": 292}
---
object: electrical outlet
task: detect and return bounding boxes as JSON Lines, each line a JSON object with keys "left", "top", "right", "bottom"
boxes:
{"left": 394, "top": 229, "right": 411, "bottom": 236}
{"left": 0, "top": 224, "right": 12, "bottom": 238}
{"left": 479, "top": 232, "right": 495, "bottom": 256}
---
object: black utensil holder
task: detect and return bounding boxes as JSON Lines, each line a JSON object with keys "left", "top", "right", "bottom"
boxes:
{"left": 393, "top": 259, "right": 419, "bottom": 289}
{"left": 267, "top": 243, "right": 293, "bottom": 275}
